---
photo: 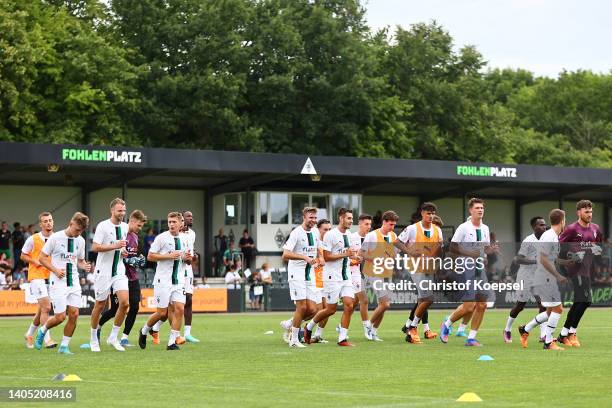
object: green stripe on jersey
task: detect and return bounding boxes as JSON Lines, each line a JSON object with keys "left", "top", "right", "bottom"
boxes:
{"left": 172, "top": 237, "right": 181, "bottom": 285}
{"left": 67, "top": 238, "right": 74, "bottom": 287}
{"left": 66, "top": 263, "right": 73, "bottom": 287}
{"left": 475, "top": 229, "right": 483, "bottom": 277}
{"left": 112, "top": 226, "right": 122, "bottom": 277}
{"left": 305, "top": 231, "right": 314, "bottom": 281}
{"left": 342, "top": 234, "right": 350, "bottom": 281}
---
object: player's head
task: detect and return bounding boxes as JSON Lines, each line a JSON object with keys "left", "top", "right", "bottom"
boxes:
{"left": 182, "top": 210, "right": 193, "bottom": 228}
{"left": 68, "top": 212, "right": 89, "bottom": 237}
{"left": 432, "top": 215, "right": 444, "bottom": 228}
{"left": 109, "top": 198, "right": 126, "bottom": 222}
{"left": 420, "top": 202, "right": 437, "bottom": 225}
{"left": 317, "top": 218, "right": 331, "bottom": 238}
{"left": 302, "top": 207, "right": 318, "bottom": 229}
{"left": 38, "top": 212, "right": 53, "bottom": 233}
{"left": 337, "top": 208, "right": 353, "bottom": 229}
{"left": 129, "top": 210, "right": 147, "bottom": 234}
{"left": 576, "top": 199, "right": 593, "bottom": 224}
{"left": 381, "top": 210, "right": 399, "bottom": 233}
{"left": 549, "top": 209, "right": 565, "bottom": 229}
{"left": 358, "top": 214, "right": 372, "bottom": 235}
{"left": 167, "top": 212, "right": 182, "bottom": 234}
{"left": 467, "top": 198, "right": 485, "bottom": 221}
{"left": 530, "top": 216, "right": 547, "bottom": 237}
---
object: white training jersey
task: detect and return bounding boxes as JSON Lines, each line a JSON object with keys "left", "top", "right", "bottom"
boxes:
{"left": 93, "top": 219, "right": 129, "bottom": 279}
{"left": 150, "top": 231, "right": 188, "bottom": 286}
{"left": 323, "top": 227, "right": 352, "bottom": 282}
{"left": 283, "top": 225, "right": 320, "bottom": 282}
{"left": 42, "top": 230, "right": 85, "bottom": 289}
{"left": 451, "top": 220, "right": 490, "bottom": 274}
{"left": 517, "top": 233, "right": 539, "bottom": 276}
{"left": 181, "top": 229, "right": 195, "bottom": 277}
{"left": 534, "top": 228, "right": 560, "bottom": 286}
{"left": 451, "top": 220, "right": 490, "bottom": 254}
{"left": 349, "top": 232, "right": 366, "bottom": 276}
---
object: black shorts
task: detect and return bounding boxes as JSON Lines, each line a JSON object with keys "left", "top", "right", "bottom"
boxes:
{"left": 128, "top": 279, "right": 141, "bottom": 304}
{"left": 571, "top": 275, "right": 592, "bottom": 303}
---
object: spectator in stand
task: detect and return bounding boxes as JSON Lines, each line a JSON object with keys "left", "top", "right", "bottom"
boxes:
{"left": 260, "top": 263, "right": 273, "bottom": 286}
{"left": 248, "top": 269, "right": 263, "bottom": 309}
{"left": 223, "top": 240, "right": 242, "bottom": 271}
{"left": 0, "top": 252, "right": 12, "bottom": 281}
{"left": 0, "top": 221, "right": 11, "bottom": 261}
{"left": 24, "top": 224, "right": 36, "bottom": 240}
{"left": 214, "top": 228, "right": 228, "bottom": 275}
{"left": 143, "top": 228, "right": 156, "bottom": 255}
{"left": 12, "top": 222, "right": 25, "bottom": 272}
{"left": 224, "top": 263, "right": 243, "bottom": 289}
{"left": 239, "top": 229, "right": 256, "bottom": 270}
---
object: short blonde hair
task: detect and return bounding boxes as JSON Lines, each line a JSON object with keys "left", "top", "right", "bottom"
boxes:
{"left": 71, "top": 212, "right": 89, "bottom": 229}
{"left": 168, "top": 211, "right": 183, "bottom": 220}
{"left": 38, "top": 212, "right": 52, "bottom": 221}
{"left": 130, "top": 209, "right": 147, "bottom": 222}
{"left": 110, "top": 197, "right": 126, "bottom": 209}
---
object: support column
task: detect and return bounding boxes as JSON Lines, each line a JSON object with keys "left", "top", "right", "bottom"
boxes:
{"left": 515, "top": 200, "right": 522, "bottom": 242}
{"left": 204, "top": 189, "right": 214, "bottom": 277}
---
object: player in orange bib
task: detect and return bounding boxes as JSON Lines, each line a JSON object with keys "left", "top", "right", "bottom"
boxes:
{"left": 361, "top": 210, "right": 400, "bottom": 341}
{"left": 396, "top": 202, "right": 443, "bottom": 344}
{"left": 20, "top": 212, "right": 57, "bottom": 349}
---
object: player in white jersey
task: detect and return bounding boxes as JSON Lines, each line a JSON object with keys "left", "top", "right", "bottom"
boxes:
{"left": 518, "top": 209, "right": 570, "bottom": 350}
{"left": 35, "top": 212, "right": 91, "bottom": 354}
{"left": 349, "top": 214, "right": 373, "bottom": 340}
{"left": 440, "top": 198, "right": 497, "bottom": 346}
{"left": 89, "top": 198, "right": 130, "bottom": 352}
{"left": 139, "top": 212, "right": 192, "bottom": 351}
{"left": 280, "top": 218, "right": 330, "bottom": 344}
{"left": 153, "top": 211, "right": 199, "bottom": 345}
{"left": 503, "top": 216, "right": 548, "bottom": 343}
{"left": 180, "top": 211, "right": 199, "bottom": 343}
{"left": 304, "top": 208, "right": 359, "bottom": 347}
{"left": 21, "top": 211, "right": 57, "bottom": 349}
{"left": 361, "top": 210, "right": 399, "bottom": 341}
{"left": 281, "top": 207, "right": 322, "bottom": 348}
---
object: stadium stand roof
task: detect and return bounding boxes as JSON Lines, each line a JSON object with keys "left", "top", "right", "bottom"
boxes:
{"left": 1, "top": 141, "right": 612, "bottom": 203}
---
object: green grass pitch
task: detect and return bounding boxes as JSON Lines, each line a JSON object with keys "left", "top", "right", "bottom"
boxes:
{"left": 0, "top": 308, "right": 610, "bottom": 407}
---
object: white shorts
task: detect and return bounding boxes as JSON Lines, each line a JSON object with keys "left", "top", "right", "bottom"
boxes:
{"left": 515, "top": 272, "right": 536, "bottom": 303}
{"left": 49, "top": 285, "right": 81, "bottom": 313}
{"left": 306, "top": 283, "right": 324, "bottom": 304}
{"left": 324, "top": 280, "right": 355, "bottom": 304}
{"left": 29, "top": 279, "right": 49, "bottom": 300}
{"left": 289, "top": 280, "right": 308, "bottom": 301}
{"left": 94, "top": 274, "right": 129, "bottom": 301}
{"left": 367, "top": 277, "right": 392, "bottom": 301}
{"left": 184, "top": 270, "right": 194, "bottom": 295}
{"left": 534, "top": 283, "right": 561, "bottom": 308}
{"left": 351, "top": 274, "right": 364, "bottom": 293}
{"left": 154, "top": 284, "right": 186, "bottom": 308}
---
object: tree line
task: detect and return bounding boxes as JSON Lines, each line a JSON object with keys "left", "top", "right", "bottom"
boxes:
{"left": 1, "top": 0, "right": 610, "bottom": 167}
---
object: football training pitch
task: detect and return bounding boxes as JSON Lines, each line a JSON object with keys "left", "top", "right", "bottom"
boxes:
{"left": 1, "top": 308, "right": 609, "bottom": 407}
